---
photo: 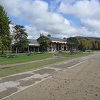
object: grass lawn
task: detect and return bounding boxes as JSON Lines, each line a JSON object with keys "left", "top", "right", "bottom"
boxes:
{"left": 0, "top": 57, "right": 68, "bottom": 77}
{"left": 0, "top": 53, "right": 53, "bottom": 65}
{"left": 0, "top": 52, "right": 93, "bottom": 77}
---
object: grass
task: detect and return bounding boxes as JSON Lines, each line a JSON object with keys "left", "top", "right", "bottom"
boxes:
{"left": 0, "top": 52, "right": 93, "bottom": 77}
{"left": 0, "top": 53, "right": 53, "bottom": 65}
{"left": 0, "top": 57, "right": 68, "bottom": 77}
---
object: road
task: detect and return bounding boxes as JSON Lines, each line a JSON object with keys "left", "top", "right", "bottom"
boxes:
{"left": 0, "top": 53, "right": 100, "bottom": 100}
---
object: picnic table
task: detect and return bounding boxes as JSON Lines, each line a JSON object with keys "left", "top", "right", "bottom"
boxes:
{"left": 27, "top": 52, "right": 33, "bottom": 56}
{"left": 53, "top": 51, "right": 61, "bottom": 58}
{"left": 5, "top": 53, "right": 18, "bottom": 58}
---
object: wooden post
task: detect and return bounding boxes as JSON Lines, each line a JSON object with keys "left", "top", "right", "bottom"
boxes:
{"left": 38, "top": 47, "right": 39, "bottom": 52}
{"left": 28, "top": 46, "right": 29, "bottom": 52}
{"left": 16, "top": 47, "right": 17, "bottom": 54}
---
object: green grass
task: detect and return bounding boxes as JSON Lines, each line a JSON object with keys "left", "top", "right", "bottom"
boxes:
{"left": 0, "top": 53, "right": 53, "bottom": 65}
{"left": 0, "top": 57, "right": 68, "bottom": 77}
{"left": 0, "top": 52, "right": 93, "bottom": 77}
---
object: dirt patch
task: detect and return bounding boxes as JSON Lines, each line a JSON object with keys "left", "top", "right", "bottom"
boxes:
{"left": 19, "top": 78, "right": 41, "bottom": 86}
{"left": 0, "top": 87, "right": 18, "bottom": 99}
{"left": 0, "top": 74, "right": 33, "bottom": 83}
{"left": 33, "top": 69, "right": 56, "bottom": 75}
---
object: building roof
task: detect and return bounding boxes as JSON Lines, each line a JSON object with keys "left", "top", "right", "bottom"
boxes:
{"left": 46, "top": 36, "right": 67, "bottom": 43}
{"left": 28, "top": 35, "right": 67, "bottom": 46}
{"left": 28, "top": 39, "right": 39, "bottom": 46}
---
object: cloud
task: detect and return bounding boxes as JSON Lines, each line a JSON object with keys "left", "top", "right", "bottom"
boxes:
{"left": 58, "top": 0, "right": 100, "bottom": 37}
{"left": 0, "top": 0, "right": 74, "bottom": 38}
{"left": 0, "top": 0, "right": 100, "bottom": 39}
{"left": 0, "top": 0, "right": 21, "bottom": 17}
{"left": 58, "top": 0, "right": 100, "bottom": 19}
{"left": 81, "top": 19, "right": 100, "bottom": 32}
{"left": 0, "top": 0, "right": 49, "bottom": 18}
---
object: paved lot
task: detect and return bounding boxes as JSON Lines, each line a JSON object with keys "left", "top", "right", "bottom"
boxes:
{"left": 0, "top": 53, "right": 100, "bottom": 100}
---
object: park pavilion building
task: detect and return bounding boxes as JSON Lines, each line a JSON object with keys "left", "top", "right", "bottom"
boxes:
{"left": 28, "top": 35, "right": 68, "bottom": 52}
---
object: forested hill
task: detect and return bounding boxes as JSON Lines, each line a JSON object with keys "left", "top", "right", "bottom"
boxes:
{"left": 75, "top": 36, "right": 100, "bottom": 40}
{"left": 67, "top": 36, "right": 100, "bottom": 51}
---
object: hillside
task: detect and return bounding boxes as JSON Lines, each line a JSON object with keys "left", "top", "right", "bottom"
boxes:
{"left": 75, "top": 36, "right": 100, "bottom": 40}
{"left": 67, "top": 36, "right": 100, "bottom": 51}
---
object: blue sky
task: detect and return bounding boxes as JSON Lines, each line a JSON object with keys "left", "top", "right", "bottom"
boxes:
{"left": 0, "top": 0, "right": 100, "bottom": 39}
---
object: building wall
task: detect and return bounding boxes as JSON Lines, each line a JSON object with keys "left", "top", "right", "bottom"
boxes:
{"left": 28, "top": 46, "right": 39, "bottom": 52}
{"left": 48, "top": 43, "right": 67, "bottom": 52}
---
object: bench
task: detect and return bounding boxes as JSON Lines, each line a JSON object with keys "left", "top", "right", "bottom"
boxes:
{"left": 5, "top": 54, "right": 18, "bottom": 58}
{"left": 73, "top": 50, "right": 81, "bottom": 53}
{"left": 27, "top": 52, "right": 33, "bottom": 56}
{"left": 54, "top": 51, "right": 61, "bottom": 58}
{"left": 85, "top": 50, "right": 92, "bottom": 52}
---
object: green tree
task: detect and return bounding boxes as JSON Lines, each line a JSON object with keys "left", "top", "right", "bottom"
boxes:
{"left": 13, "top": 25, "right": 28, "bottom": 53}
{"left": 87, "top": 40, "right": 94, "bottom": 50}
{"left": 96, "top": 39, "right": 100, "bottom": 49}
{"left": 0, "top": 36, "right": 2, "bottom": 50}
{"left": 95, "top": 43, "right": 99, "bottom": 50}
{"left": 88, "top": 39, "right": 95, "bottom": 50}
{"left": 67, "top": 37, "right": 80, "bottom": 52}
{"left": 37, "top": 35, "right": 49, "bottom": 52}
{"left": 0, "top": 5, "right": 11, "bottom": 54}
{"left": 79, "top": 38, "right": 87, "bottom": 51}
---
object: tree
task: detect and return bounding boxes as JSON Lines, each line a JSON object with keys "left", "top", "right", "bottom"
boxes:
{"left": 79, "top": 38, "right": 87, "bottom": 51}
{"left": 0, "top": 36, "right": 2, "bottom": 50}
{"left": 87, "top": 40, "right": 93, "bottom": 50}
{"left": 13, "top": 25, "right": 28, "bottom": 53}
{"left": 96, "top": 39, "right": 100, "bottom": 49}
{"left": 0, "top": 5, "right": 11, "bottom": 54}
{"left": 37, "top": 35, "right": 49, "bottom": 52}
{"left": 67, "top": 37, "right": 80, "bottom": 52}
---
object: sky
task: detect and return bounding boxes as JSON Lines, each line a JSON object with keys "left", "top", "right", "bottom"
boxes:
{"left": 0, "top": 0, "right": 100, "bottom": 39}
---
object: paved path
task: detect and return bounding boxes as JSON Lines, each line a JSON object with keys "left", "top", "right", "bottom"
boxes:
{"left": 0, "top": 53, "right": 99, "bottom": 100}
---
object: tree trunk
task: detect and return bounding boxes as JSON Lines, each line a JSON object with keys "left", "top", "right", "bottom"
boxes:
{"left": 16, "top": 47, "right": 17, "bottom": 54}
{"left": 1, "top": 46, "right": 4, "bottom": 54}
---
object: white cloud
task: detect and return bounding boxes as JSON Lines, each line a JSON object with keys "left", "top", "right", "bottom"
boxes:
{"left": 58, "top": 0, "right": 100, "bottom": 19}
{"left": 0, "top": 0, "right": 100, "bottom": 39}
{"left": 58, "top": 0, "right": 100, "bottom": 37}
{"left": 81, "top": 19, "right": 100, "bottom": 32}
{"left": 0, "top": 0, "right": 21, "bottom": 17}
